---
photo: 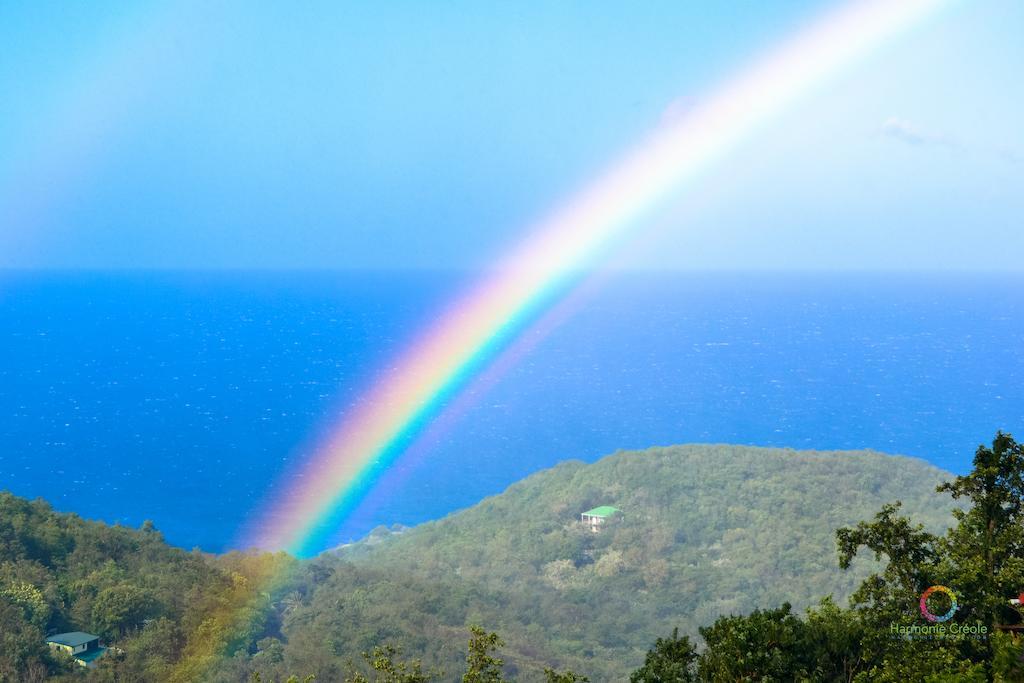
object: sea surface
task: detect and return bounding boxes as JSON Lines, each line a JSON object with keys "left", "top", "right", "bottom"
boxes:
{"left": 1, "top": 270, "right": 1021, "bottom": 552}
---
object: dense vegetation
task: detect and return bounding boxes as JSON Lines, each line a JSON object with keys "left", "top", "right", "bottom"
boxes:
{"left": 266, "top": 433, "right": 1024, "bottom": 682}
{"left": 669, "top": 431, "right": 1024, "bottom": 681}
{"left": 0, "top": 490, "right": 279, "bottom": 681}
{"left": 328, "top": 445, "right": 955, "bottom": 678}
{"left": 0, "top": 444, "right": 964, "bottom": 680}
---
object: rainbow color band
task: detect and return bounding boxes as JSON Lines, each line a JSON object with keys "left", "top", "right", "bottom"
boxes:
{"left": 245, "top": 0, "right": 957, "bottom": 558}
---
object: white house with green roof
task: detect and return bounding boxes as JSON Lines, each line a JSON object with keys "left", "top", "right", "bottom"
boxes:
{"left": 46, "top": 631, "right": 107, "bottom": 668}
{"left": 580, "top": 505, "right": 622, "bottom": 531}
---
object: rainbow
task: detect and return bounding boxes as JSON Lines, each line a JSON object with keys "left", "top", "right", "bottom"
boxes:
{"left": 247, "top": 0, "right": 955, "bottom": 557}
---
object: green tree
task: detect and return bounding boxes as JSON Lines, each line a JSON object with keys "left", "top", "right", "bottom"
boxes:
{"left": 544, "top": 667, "right": 589, "bottom": 682}
{"left": 0, "top": 599, "right": 56, "bottom": 682}
{"left": 697, "top": 604, "right": 811, "bottom": 682}
{"left": 463, "top": 626, "right": 505, "bottom": 683}
{"left": 802, "top": 597, "right": 870, "bottom": 682}
{"left": 251, "top": 673, "right": 316, "bottom": 683}
{"left": 344, "top": 645, "right": 435, "bottom": 683}
{"left": 831, "top": 433, "right": 1024, "bottom": 680}
{"left": 0, "top": 581, "right": 51, "bottom": 630}
{"left": 938, "top": 432, "right": 1024, "bottom": 631}
{"left": 629, "top": 627, "right": 696, "bottom": 682}
{"left": 91, "top": 583, "right": 153, "bottom": 638}
{"left": 836, "top": 502, "right": 941, "bottom": 602}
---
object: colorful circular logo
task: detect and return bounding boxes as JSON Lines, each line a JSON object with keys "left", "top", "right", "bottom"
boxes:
{"left": 920, "top": 585, "right": 958, "bottom": 623}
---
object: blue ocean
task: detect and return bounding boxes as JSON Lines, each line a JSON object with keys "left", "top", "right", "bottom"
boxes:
{"left": 1, "top": 271, "right": 1021, "bottom": 552}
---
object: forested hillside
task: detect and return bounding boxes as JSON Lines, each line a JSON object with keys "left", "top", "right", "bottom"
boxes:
{"left": 305, "top": 445, "right": 958, "bottom": 679}
{"left": 0, "top": 445, "right": 959, "bottom": 681}
{"left": 0, "top": 491, "right": 239, "bottom": 680}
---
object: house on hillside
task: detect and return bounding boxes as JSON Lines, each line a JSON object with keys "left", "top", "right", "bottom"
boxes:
{"left": 580, "top": 505, "right": 622, "bottom": 532}
{"left": 46, "top": 632, "right": 107, "bottom": 668}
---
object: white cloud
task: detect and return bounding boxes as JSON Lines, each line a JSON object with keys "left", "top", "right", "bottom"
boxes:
{"left": 878, "top": 117, "right": 957, "bottom": 149}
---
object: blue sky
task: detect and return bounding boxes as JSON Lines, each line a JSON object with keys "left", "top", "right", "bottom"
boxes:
{"left": 0, "top": 0, "right": 1021, "bottom": 270}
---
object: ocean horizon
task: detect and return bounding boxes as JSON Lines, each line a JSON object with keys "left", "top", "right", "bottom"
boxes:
{"left": 1, "top": 269, "right": 1021, "bottom": 553}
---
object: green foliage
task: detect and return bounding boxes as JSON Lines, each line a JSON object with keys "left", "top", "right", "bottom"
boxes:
{"left": 697, "top": 603, "right": 812, "bottom": 682}
{"left": 91, "top": 583, "right": 153, "bottom": 637}
{"left": 990, "top": 631, "right": 1024, "bottom": 681}
{"left": 333, "top": 445, "right": 953, "bottom": 678}
{"left": 0, "top": 580, "right": 51, "bottom": 629}
{"left": 251, "top": 673, "right": 316, "bottom": 683}
{"left": 802, "top": 597, "right": 871, "bottom": 681}
{"left": 938, "top": 432, "right": 1024, "bottom": 632}
{"left": 836, "top": 433, "right": 1024, "bottom": 680}
{"left": 0, "top": 443, "right": 975, "bottom": 680}
{"left": 0, "top": 598, "right": 57, "bottom": 682}
{"left": 0, "top": 491, "right": 269, "bottom": 682}
{"left": 656, "top": 431, "right": 1024, "bottom": 683}
{"left": 543, "top": 668, "right": 589, "bottom": 682}
{"left": 836, "top": 502, "right": 941, "bottom": 593}
{"left": 344, "top": 645, "right": 436, "bottom": 682}
{"left": 628, "top": 627, "right": 696, "bottom": 682}
{"left": 464, "top": 626, "right": 506, "bottom": 683}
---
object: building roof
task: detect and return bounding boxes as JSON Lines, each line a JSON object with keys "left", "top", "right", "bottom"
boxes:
{"left": 582, "top": 505, "right": 621, "bottom": 518}
{"left": 46, "top": 632, "right": 99, "bottom": 648}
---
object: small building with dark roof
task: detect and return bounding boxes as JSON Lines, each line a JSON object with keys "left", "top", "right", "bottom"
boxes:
{"left": 46, "top": 632, "right": 107, "bottom": 668}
